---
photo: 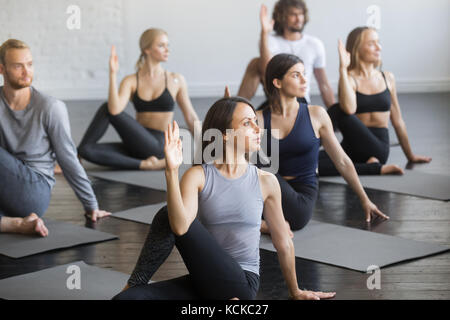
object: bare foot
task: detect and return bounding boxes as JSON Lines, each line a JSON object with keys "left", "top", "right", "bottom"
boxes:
{"left": 381, "top": 164, "right": 404, "bottom": 175}
{"left": 260, "top": 220, "right": 294, "bottom": 238}
{"left": 366, "top": 157, "right": 380, "bottom": 164}
{"left": 140, "top": 156, "right": 166, "bottom": 170}
{"left": 19, "top": 213, "right": 49, "bottom": 237}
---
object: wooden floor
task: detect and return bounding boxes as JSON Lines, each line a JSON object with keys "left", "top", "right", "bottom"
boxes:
{"left": 0, "top": 92, "right": 449, "bottom": 300}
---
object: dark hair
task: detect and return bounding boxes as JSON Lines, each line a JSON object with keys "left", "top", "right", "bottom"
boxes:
{"left": 201, "top": 97, "right": 256, "bottom": 164}
{"left": 265, "top": 53, "right": 303, "bottom": 114}
{"left": 273, "top": 0, "right": 309, "bottom": 36}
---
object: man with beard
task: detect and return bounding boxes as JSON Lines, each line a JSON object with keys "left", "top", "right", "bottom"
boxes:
{"left": 238, "top": 0, "right": 335, "bottom": 108}
{"left": 0, "top": 39, "right": 110, "bottom": 237}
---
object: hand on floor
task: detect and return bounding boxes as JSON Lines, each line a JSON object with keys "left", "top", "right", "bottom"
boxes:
{"left": 85, "top": 209, "right": 111, "bottom": 222}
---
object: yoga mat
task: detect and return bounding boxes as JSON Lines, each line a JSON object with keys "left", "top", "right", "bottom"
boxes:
{"left": 0, "top": 261, "right": 128, "bottom": 300}
{"left": 112, "top": 202, "right": 167, "bottom": 224}
{"left": 259, "top": 220, "right": 450, "bottom": 272}
{"left": 319, "top": 170, "right": 450, "bottom": 201}
{"left": 88, "top": 164, "right": 190, "bottom": 191}
{"left": 0, "top": 219, "right": 118, "bottom": 259}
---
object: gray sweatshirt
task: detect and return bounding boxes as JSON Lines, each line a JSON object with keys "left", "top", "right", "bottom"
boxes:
{"left": 0, "top": 86, "right": 98, "bottom": 211}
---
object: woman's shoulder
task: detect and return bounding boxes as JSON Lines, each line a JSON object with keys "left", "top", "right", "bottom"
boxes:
{"left": 181, "top": 165, "right": 206, "bottom": 190}
{"left": 121, "top": 73, "right": 137, "bottom": 87}
{"left": 256, "top": 168, "right": 278, "bottom": 186}
{"left": 167, "top": 71, "right": 186, "bottom": 85}
{"left": 307, "top": 104, "right": 328, "bottom": 118}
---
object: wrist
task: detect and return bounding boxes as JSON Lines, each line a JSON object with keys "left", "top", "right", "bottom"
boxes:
{"left": 360, "top": 196, "right": 371, "bottom": 206}
{"left": 165, "top": 168, "right": 179, "bottom": 176}
{"left": 339, "top": 67, "right": 348, "bottom": 74}
{"left": 288, "top": 287, "right": 302, "bottom": 299}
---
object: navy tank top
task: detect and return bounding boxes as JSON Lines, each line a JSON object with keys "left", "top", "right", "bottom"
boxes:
{"left": 355, "top": 71, "right": 391, "bottom": 114}
{"left": 263, "top": 103, "right": 320, "bottom": 186}
{"left": 132, "top": 71, "right": 175, "bottom": 113}
{"left": 197, "top": 163, "right": 264, "bottom": 275}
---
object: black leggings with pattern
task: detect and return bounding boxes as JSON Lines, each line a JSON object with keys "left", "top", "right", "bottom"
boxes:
{"left": 78, "top": 103, "right": 165, "bottom": 169}
{"left": 319, "top": 103, "right": 389, "bottom": 176}
{"left": 112, "top": 206, "right": 259, "bottom": 300}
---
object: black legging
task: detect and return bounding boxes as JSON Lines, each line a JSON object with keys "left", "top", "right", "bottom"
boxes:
{"left": 113, "top": 206, "right": 259, "bottom": 300}
{"left": 271, "top": 174, "right": 318, "bottom": 231}
{"left": 78, "top": 103, "right": 165, "bottom": 169}
{"left": 319, "top": 103, "right": 389, "bottom": 176}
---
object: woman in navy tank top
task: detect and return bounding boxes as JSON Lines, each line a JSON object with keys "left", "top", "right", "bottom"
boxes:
{"left": 113, "top": 97, "right": 336, "bottom": 300}
{"left": 256, "top": 53, "right": 388, "bottom": 234}
{"left": 319, "top": 27, "right": 431, "bottom": 176}
{"left": 78, "top": 28, "right": 200, "bottom": 170}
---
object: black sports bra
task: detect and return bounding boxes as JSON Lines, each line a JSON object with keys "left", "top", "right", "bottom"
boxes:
{"left": 354, "top": 71, "right": 391, "bottom": 114}
{"left": 132, "top": 71, "right": 175, "bottom": 113}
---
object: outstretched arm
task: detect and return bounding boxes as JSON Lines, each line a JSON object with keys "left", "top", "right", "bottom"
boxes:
{"left": 315, "top": 106, "right": 389, "bottom": 222}
{"left": 259, "top": 4, "right": 275, "bottom": 81}
{"left": 261, "top": 173, "right": 336, "bottom": 300}
{"left": 164, "top": 121, "right": 203, "bottom": 235}
{"left": 108, "top": 45, "right": 134, "bottom": 116}
{"left": 388, "top": 72, "right": 431, "bottom": 163}
{"left": 175, "top": 74, "right": 201, "bottom": 137}
{"left": 314, "top": 68, "right": 335, "bottom": 107}
{"left": 337, "top": 40, "right": 357, "bottom": 114}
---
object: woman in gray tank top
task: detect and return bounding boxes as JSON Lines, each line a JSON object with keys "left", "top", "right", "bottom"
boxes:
{"left": 113, "top": 97, "right": 335, "bottom": 300}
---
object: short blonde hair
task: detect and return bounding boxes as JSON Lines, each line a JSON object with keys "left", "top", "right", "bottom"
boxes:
{"left": 0, "top": 39, "right": 30, "bottom": 65}
{"left": 135, "top": 28, "right": 168, "bottom": 71}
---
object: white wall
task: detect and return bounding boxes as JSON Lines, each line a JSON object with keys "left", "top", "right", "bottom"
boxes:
{"left": 1, "top": 0, "right": 449, "bottom": 100}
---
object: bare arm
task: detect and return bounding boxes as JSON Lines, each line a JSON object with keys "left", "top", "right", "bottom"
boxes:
{"left": 337, "top": 40, "right": 357, "bottom": 114}
{"left": 175, "top": 74, "right": 200, "bottom": 136}
{"left": 388, "top": 72, "right": 431, "bottom": 163}
{"left": 313, "top": 106, "right": 389, "bottom": 222}
{"left": 108, "top": 45, "right": 134, "bottom": 116}
{"left": 164, "top": 121, "right": 203, "bottom": 235}
{"left": 258, "top": 4, "right": 275, "bottom": 79}
{"left": 261, "top": 172, "right": 336, "bottom": 300}
{"left": 313, "top": 68, "right": 336, "bottom": 107}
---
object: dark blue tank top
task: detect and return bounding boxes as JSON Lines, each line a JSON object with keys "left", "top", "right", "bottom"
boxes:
{"left": 355, "top": 71, "right": 391, "bottom": 114}
{"left": 263, "top": 103, "right": 320, "bottom": 186}
{"left": 132, "top": 71, "right": 175, "bottom": 113}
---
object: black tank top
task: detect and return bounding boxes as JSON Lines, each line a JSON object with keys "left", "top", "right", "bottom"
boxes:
{"left": 354, "top": 71, "right": 391, "bottom": 114}
{"left": 132, "top": 71, "right": 175, "bottom": 113}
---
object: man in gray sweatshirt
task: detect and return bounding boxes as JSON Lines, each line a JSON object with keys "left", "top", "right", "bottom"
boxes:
{"left": 0, "top": 39, "right": 110, "bottom": 237}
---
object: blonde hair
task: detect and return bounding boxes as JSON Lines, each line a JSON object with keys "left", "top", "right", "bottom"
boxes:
{"left": 0, "top": 39, "right": 29, "bottom": 65}
{"left": 346, "top": 26, "right": 381, "bottom": 71}
{"left": 135, "top": 28, "right": 168, "bottom": 71}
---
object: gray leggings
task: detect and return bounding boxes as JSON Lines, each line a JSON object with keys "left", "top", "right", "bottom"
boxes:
{"left": 0, "top": 146, "right": 51, "bottom": 225}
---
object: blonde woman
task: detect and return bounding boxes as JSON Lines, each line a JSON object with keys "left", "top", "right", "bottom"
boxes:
{"left": 319, "top": 27, "right": 431, "bottom": 176}
{"left": 78, "top": 29, "right": 199, "bottom": 170}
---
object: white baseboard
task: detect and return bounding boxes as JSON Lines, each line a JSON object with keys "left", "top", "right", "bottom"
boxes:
{"left": 40, "top": 78, "right": 450, "bottom": 101}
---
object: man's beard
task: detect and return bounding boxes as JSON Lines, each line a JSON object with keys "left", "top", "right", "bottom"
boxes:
{"left": 287, "top": 26, "right": 304, "bottom": 33}
{"left": 5, "top": 71, "right": 32, "bottom": 89}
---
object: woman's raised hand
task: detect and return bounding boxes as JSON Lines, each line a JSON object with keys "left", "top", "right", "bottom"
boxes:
{"left": 260, "top": 4, "right": 274, "bottom": 34}
{"left": 164, "top": 121, "right": 183, "bottom": 170}
{"left": 338, "top": 39, "right": 351, "bottom": 70}
{"left": 224, "top": 85, "right": 231, "bottom": 98}
{"left": 109, "top": 45, "right": 119, "bottom": 74}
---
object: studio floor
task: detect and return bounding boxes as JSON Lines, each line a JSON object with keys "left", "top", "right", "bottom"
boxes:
{"left": 0, "top": 92, "right": 449, "bottom": 300}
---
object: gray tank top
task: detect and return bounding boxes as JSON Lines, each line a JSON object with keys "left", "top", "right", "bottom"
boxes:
{"left": 198, "top": 163, "right": 264, "bottom": 275}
